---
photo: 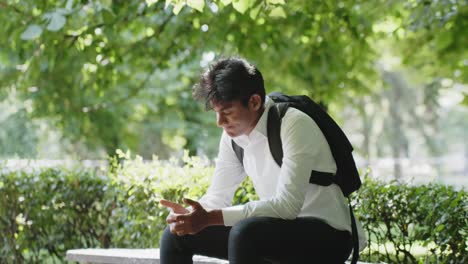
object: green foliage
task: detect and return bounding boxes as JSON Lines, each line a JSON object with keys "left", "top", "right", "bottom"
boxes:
{"left": 355, "top": 178, "right": 467, "bottom": 263}
{"left": 105, "top": 150, "right": 214, "bottom": 247}
{"left": 0, "top": 167, "right": 110, "bottom": 263}
{"left": 3, "top": 0, "right": 464, "bottom": 158}
{"left": 1, "top": 155, "right": 466, "bottom": 263}
{"left": 0, "top": 151, "right": 217, "bottom": 262}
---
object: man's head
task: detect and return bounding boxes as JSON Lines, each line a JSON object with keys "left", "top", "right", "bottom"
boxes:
{"left": 193, "top": 57, "right": 266, "bottom": 137}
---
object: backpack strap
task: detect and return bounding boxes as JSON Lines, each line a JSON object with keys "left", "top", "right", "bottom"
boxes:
{"left": 267, "top": 103, "right": 334, "bottom": 186}
{"left": 349, "top": 197, "right": 360, "bottom": 264}
{"left": 266, "top": 103, "right": 287, "bottom": 166}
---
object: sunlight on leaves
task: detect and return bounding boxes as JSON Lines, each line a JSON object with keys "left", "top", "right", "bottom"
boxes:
{"left": 145, "top": 0, "right": 159, "bottom": 6}
{"left": 187, "top": 0, "right": 205, "bottom": 12}
{"left": 269, "top": 6, "right": 286, "bottom": 18}
{"left": 44, "top": 12, "right": 67, "bottom": 32}
{"left": 232, "top": 0, "right": 251, "bottom": 14}
{"left": 20, "top": 25, "right": 43, "bottom": 40}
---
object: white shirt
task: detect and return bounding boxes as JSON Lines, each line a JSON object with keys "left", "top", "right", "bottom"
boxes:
{"left": 199, "top": 97, "right": 367, "bottom": 250}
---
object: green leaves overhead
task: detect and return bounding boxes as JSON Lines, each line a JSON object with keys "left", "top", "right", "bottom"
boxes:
{"left": 163, "top": 0, "right": 286, "bottom": 15}
{"left": 187, "top": 0, "right": 205, "bottom": 12}
{"left": 1, "top": 0, "right": 465, "bottom": 158}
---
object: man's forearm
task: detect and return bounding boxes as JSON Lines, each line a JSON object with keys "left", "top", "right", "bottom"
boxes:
{"left": 207, "top": 209, "right": 224, "bottom": 226}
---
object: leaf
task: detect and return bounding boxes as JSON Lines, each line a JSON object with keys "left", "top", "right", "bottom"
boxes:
{"left": 20, "top": 24, "right": 43, "bottom": 40}
{"left": 45, "top": 12, "right": 67, "bottom": 32}
{"left": 232, "top": 0, "right": 250, "bottom": 14}
{"left": 66, "top": 0, "right": 74, "bottom": 10}
{"left": 269, "top": 6, "right": 286, "bottom": 18}
{"left": 187, "top": 0, "right": 204, "bottom": 12}
{"left": 172, "top": 1, "right": 185, "bottom": 15}
{"left": 435, "top": 30, "right": 453, "bottom": 51}
{"left": 145, "top": 0, "right": 159, "bottom": 6}
{"left": 219, "top": 0, "right": 232, "bottom": 6}
{"left": 435, "top": 224, "right": 445, "bottom": 232}
{"left": 100, "top": 0, "right": 113, "bottom": 9}
{"left": 249, "top": 3, "right": 262, "bottom": 19}
{"left": 267, "top": 0, "right": 285, "bottom": 4}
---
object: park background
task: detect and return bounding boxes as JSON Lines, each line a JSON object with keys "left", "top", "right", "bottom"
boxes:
{"left": 0, "top": 0, "right": 466, "bottom": 263}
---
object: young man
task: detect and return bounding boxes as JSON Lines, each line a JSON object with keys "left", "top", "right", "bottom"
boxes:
{"left": 159, "top": 57, "right": 366, "bottom": 264}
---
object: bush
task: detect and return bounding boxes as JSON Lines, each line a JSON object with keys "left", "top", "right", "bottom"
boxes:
{"left": 105, "top": 150, "right": 214, "bottom": 248}
{"left": 355, "top": 177, "right": 467, "bottom": 264}
{"left": 0, "top": 167, "right": 109, "bottom": 263}
{"left": 0, "top": 154, "right": 466, "bottom": 263}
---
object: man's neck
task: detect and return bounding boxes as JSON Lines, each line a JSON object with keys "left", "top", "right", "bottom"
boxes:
{"left": 246, "top": 105, "right": 265, "bottom": 136}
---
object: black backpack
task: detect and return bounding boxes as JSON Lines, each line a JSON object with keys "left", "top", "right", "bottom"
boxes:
{"left": 231, "top": 91, "right": 361, "bottom": 197}
{"left": 231, "top": 91, "right": 362, "bottom": 263}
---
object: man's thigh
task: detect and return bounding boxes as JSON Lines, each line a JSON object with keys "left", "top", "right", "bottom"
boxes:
{"left": 231, "top": 217, "right": 352, "bottom": 263}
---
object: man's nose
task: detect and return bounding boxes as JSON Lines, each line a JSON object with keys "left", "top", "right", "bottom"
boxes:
{"left": 216, "top": 113, "right": 226, "bottom": 127}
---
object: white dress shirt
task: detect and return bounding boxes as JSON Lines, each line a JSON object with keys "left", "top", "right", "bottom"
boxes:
{"left": 199, "top": 97, "right": 367, "bottom": 250}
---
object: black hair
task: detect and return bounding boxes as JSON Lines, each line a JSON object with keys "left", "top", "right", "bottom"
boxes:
{"left": 193, "top": 57, "right": 265, "bottom": 110}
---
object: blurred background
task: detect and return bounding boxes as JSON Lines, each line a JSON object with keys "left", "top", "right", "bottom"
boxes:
{"left": 1, "top": 0, "right": 467, "bottom": 186}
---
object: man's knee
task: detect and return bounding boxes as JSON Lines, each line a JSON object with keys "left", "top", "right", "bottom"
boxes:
{"left": 160, "top": 226, "right": 182, "bottom": 250}
{"left": 229, "top": 217, "right": 268, "bottom": 245}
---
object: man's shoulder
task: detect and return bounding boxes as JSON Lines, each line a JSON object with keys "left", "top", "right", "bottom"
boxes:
{"left": 278, "top": 106, "right": 322, "bottom": 139}
{"left": 282, "top": 106, "right": 316, "bottom": 125}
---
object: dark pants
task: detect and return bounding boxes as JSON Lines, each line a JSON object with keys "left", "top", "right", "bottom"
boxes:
{"left": 160, "top": 217, "right": 352, "bottom": 264}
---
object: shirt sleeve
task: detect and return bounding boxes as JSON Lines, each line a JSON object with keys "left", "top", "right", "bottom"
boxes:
{"left": 198, "top": 131, "right": 247, "bottom": 211}
{"left": 222, "top": 109, "right": 329, "bottom": 225}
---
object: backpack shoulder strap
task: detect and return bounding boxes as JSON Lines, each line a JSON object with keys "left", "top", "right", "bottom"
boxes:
{"left": 267, "top": 103, "right": 289, "bottom": 167}
{"left": 268, "top": 102, "right": 335, "bottom": 186}
{"left": 231, "top": 140, "right": 244, "bottom": 165}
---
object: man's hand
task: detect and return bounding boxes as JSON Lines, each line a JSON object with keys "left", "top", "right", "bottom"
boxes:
{"left": 159, "top": 198, "right": 222, "bottom": 236}
{"left": 174, "top": 198, "right": 210, "bottom": 235}
{"left": 159, "top": 199, "right": 191, "bottom": 236}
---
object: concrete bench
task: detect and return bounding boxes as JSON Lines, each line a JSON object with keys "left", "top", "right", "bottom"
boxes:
{"left": 66, "top": 248, "right": 371, "bottom": 263}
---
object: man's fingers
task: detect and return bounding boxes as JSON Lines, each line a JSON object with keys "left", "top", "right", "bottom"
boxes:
{"left": 169, "top": 221, "right": 189, "bottom": 236}
{"left": 166, "top": 213, "right": 178, "bottom": 224}
{"left": 174, "top": 214, "right": 190, "bottom": 224}
{"left": 159, "top": 199, "right": 181, "bottom": 210}
{"left": 167, "top": 213, "right": 191, "bottom": 224}
{"left": 183, "top": 198, "right": 202, "bottom": 210}
{"left": 159, "top": 199, "right": 189, "bottom": 214}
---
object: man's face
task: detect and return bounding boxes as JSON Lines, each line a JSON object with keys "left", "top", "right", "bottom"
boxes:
{"left": 212, "top": 96, "right": 262, "bottom": 137}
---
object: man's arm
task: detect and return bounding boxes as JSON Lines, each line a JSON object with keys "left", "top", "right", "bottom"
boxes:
{"left": 198, "top": 131, "right": 247, "bottom": 209}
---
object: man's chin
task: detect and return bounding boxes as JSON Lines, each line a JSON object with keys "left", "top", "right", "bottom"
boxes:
{"left": 224, "top": 129, "right": 239, "bottom": 137}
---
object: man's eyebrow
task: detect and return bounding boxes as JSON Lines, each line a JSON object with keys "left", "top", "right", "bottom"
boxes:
{"left": 215, "top": 103, "right": 233, "bottom": 112}
{"left": 220, "top": 106, "right": 232, "bottom": 111}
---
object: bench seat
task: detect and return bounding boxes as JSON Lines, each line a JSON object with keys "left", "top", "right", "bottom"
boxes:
{"left": 66, "top": 248, "right": 371, "bottom": 264}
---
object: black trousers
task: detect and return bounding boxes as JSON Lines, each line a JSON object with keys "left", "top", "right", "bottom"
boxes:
{"left": 160, "top": 217, "right": 352, "bottom": 264}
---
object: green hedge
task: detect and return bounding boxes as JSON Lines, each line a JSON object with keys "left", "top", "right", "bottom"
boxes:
{"left": 0, "top": 153, "right": 466, "bottom": 263}
{"left": 355, "top": 178, "right": 467, "bottom": 263}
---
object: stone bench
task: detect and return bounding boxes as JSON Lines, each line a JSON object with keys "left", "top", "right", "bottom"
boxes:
{"left": 66, "top": 248, "right": 371, "bottom": 263}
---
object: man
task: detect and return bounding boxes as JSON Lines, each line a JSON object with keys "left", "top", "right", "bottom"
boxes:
{"left": 159, "top": 57, "right": 366, "bottom": 263}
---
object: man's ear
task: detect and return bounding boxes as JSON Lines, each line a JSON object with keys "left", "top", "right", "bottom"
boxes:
{"left": 249, "top": 94, "right": 263, "bottom": 111}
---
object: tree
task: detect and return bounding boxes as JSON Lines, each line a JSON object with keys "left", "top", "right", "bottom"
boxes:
{"left": 0, "top": 0, "right": 465, "bottom": 158}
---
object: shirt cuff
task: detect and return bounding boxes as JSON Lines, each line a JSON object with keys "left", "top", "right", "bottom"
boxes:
{"left": 221, "top": 205, "right": 246, "bottom": 226}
